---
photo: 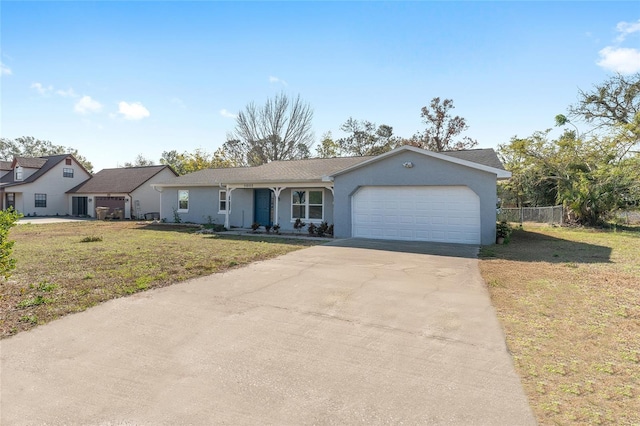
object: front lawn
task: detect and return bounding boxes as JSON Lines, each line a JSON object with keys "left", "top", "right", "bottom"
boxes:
{"left": 0, "top": 221, "right": 320, "bottom": 338}
{"left": 480, "top": 225, "right": 639, "bottom": 425}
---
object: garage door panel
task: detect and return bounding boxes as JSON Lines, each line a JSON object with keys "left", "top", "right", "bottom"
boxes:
{"left": 352, "top": 186, "right": 480, "bottom": 244}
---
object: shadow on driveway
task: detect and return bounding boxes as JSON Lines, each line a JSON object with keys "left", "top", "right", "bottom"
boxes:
{"left": 326, "top": 238, "right": 479, "bottom": 259}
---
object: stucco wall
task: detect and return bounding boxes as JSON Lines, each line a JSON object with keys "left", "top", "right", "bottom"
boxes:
{"left": 158, "top": 186, "right": 334, "bottom": 232}
{"left": 11, "top": 158, "right": 91, "bottom": 216}
{"left": 132, "top": 168, "right": 177, "bottom": 219}
{"left": 332, "top": 151, "right": 498, "bottom": 245}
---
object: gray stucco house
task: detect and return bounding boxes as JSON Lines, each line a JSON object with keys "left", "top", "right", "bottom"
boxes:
{"left": 152, "top": 146, "right": 511, "bottom": 245}
{"left": 68, "top": 165, "right": 178, "bottom": 219}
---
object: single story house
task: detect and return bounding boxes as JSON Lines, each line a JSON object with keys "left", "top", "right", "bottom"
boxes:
{"left": 68, "top": 165, "right": 178, "bottom": 219}
{"left": 0, "top": 154, "right": 92, "bottom": 216}
{"left": 152, "top": 146, "right": 511, "bottom": 245}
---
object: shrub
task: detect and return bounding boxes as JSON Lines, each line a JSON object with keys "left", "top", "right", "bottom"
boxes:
{"left": 265, "top": 224, "right": 272, "bottom": 233}
{"left": 496, "top": 221, "right": 513, "bottom": 244}
{"left": 307, "top": 223, "right": 317, "bottom": 236}
{"left": 251, "top": 222, "right": 260, "bottom": 232}
{"left": 80, "top": 235, "right": 103, "bottom": 243}
{"left": 0, "top": 207, "right": 22, "bottom": 279}
{"left": 273, "top": 224, "right": 281, "bottom": 234}
{"left": 293, "top": 218, "right": 306, "bottom": 233}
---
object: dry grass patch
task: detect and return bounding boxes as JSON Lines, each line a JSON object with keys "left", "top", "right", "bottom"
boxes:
{"left": 480, "top": 225, "right": 639, "bottom": 425}
{"left": 1, "top": 221, "right": 320, "bottom": 338}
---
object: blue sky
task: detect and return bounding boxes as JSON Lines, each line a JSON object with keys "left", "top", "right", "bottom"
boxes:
{"left": 1, "top": 1, "right": 639, "bottom": 171}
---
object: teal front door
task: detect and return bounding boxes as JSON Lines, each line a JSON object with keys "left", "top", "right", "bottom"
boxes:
{"left": 254, "top": 189, "right": 272, "bottom": 226}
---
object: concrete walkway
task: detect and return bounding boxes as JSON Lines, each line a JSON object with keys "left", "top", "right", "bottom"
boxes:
{"left": 0, "top": 240, "right": 535, "bottom": 425}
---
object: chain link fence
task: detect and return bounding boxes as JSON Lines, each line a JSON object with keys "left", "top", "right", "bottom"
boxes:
{"left": 498, "top": 205, "right": 564, "bottom": 224}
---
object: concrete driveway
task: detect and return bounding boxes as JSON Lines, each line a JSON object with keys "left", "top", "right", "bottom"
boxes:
{"left": 0, "top": 239, "right": 535, "bottom": 425}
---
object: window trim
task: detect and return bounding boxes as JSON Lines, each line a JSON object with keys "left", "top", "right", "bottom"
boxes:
{"left": 177, "top": 189, "right": 189, "bottom": 212}
{"left": 218, "top": 190, "right": 229, "bottom": 214}
{"left": 35, "top": 193, "right": 47, "bottom": 208}
{"left": 290, "top": 189, "right": 324, "bottom": 222}
{"left": 63, "top": 167, "right": 74, "bottom": 178}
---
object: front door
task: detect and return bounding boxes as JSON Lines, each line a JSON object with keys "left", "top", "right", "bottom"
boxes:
{"left": 254, "top": 189, "right": 272, "bottom": 226}
{"left": 72, "top": 196, "right": 88, "bottom": 216}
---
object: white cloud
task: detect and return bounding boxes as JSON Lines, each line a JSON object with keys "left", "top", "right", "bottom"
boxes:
{"left": 31, "top": 82, "right": 53, "bottom": 96}
{"left": 56, "top": 88, "right": 78, "bottom": 98}
{"left": 597, "top": 46, "right": 640, "bottom": 74}
{"left": 1, "top": 62, "right": 11, "bottom": 76}
{"left": 220, "top": 108, "right": 237, "bottom": 119}
{"left": 615, "top": 19, "right": 640, "bottom": 42}
{"left": 118, "top": 101, "right": 150, "bottom": 120}
{"left": 269, "top": 75, "right": 288, "bottom": 86}
{"left": 74, "top": 96, "right": 103, "bottom": 114}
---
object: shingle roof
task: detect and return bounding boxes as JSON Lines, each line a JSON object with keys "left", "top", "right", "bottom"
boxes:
{"left": 0, "top": 161, "right": 13, "bottom": 171}
{"left": 154, "top": 147, "right": 506, "bottom": 187}
{"left": 13, "top": 157, "right": 48, "bottom": 169}
{"left": 69, "top": 165, "right": 176, "bottom": 193}
{"left": 0, "top": 154, "right": 71, "bottom": 186}
{"left": 441, "top": 148, "right": 505, "bottom": 170}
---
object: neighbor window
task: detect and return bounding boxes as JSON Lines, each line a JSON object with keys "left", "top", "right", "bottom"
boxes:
{"left": 291, "top": 189, "right": 323, "bottom": 221}
{"left": 63, "top": 168, "right": 74, "bottom": 178}
{"left": 35, "top": 193, "right": 47, "bottom": 208}
{"left": 15, "top": 166, "right": 23, "bottom": 181}
{"left": 178, "top": 190, "right": 189, "bottom": 211}
{"left": 218, "top": 190, "right": 229, "bottom": 213}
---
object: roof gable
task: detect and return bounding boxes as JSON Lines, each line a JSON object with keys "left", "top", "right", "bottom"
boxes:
{"left": 69, "top": 165, "right": 177, "bottom": 194}
{"left": 329, "top": 146, "right": 511, "bottom": 179}
{"left": 1, "top": 154, "right": 74, "bottom": 186}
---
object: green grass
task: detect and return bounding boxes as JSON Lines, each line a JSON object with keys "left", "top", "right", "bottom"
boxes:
{"left": 480, "top": 224, "right": 640, "bottom": 425}
{"left": 1, "top": 221, "right": 320, "bottom": 338}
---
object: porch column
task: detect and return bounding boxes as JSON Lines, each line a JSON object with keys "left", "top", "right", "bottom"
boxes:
{"left": 224, "top": 187, "right": 235, "bottom": 229}
{"left": 269, "top": 187, "right": 286, "bottom": 225}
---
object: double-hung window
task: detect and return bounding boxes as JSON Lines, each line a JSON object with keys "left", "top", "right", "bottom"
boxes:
{"left": 15, "top": 167, "right": 23, "bottom": 181}
{"left": 35, "top": 193, "right": 47, "bottom": 208}
{"left": 218, "top": 190, "right": 229, "bottom": 213}
{"left": 63, "top": 168, "right": 74, "bottom": 178}
{"left": 178, "top": 190, "right": 189, "bottom": 211}
{"left": 291, "top": 189, "right": 323, "bottom": 221}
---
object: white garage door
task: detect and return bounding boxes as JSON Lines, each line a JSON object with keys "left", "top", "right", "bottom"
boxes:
{"left": 352, "top": 186, "right": 481, "bottom": 244}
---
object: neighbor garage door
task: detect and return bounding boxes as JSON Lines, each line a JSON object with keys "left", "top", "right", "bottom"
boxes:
{"left": 94, "top": 196, "right": 125, "bottom": 214}
{"left": 352, "top": 186, "right": 480, "bottom": 244}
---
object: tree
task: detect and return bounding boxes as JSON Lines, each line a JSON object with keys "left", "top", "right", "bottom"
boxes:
{"left": 498, "top": 129, "right": 639, "bottom": 225}
{"left": 409, "top": 97, "right": 478, "bottom": 152}
{"left": 160, "top": 148, "right": 235, "bottom": 175}
{"left": 0, "top": 136, "right": 93, "bottom": 173}
{"left": 222, "top": 93, "right": 314, "bottom": 166}
{"left": 334, "top": 118, "right": 397, "bottom": 156}
{"left": 315, "top": 132, "right": 342, "bottom": 158}
{"left": 569, "top": 73, "right": 640, "bottom": 128}
{"left": 123, "top": 154, "right": 155, "bottom": 167}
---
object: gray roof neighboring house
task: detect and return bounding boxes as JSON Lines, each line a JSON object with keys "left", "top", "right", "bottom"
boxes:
{"left": 0, "top": 154, "right": 74, "bottom": 187}
{"left": 154, "top": 147, "right": 507, "bottom": 187}
{"left": 68, "top": 165, "right": 177, "bottom": 194}
{"left": 0, "top": 161, "right": 13, "bottom": 171}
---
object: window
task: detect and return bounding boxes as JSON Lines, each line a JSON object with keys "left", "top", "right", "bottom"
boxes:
{"left": 178, "top": 190, "right": 189, "bottom": 211}
{"left": 291, "top": 189, "right": 323, "bottom": 221}
{"left": 63, "top": 168, "right": 74, "bottom": 178}
{"left": 35, "top": 193, "right": 47, "bottom": 208}
{"left": 15, "top": 166, "right": 23, "bottom": 181}
{"left": 65, "top": 158, "right": 72, "bottom": 165}
{"left": 218, "top": 190, "right": 229, "bottom": 213}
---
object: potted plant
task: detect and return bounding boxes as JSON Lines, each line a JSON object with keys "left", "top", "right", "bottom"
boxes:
{"left": 496, "top": 221, "right": 513, "bottom": 244}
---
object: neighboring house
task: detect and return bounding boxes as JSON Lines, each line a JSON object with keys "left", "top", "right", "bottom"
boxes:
{"left": 0, "top": 154, "right": 92, "bottom": 216}
{"left": 68, "top": 165, "right": 178, "bottom": 219}
{"left": 153, "top": 146, "right": 511, "bottom": 245}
